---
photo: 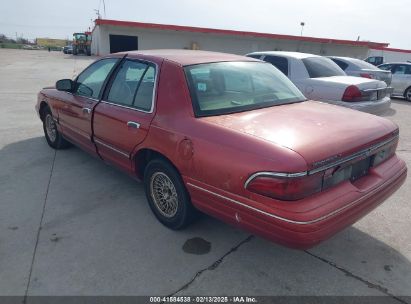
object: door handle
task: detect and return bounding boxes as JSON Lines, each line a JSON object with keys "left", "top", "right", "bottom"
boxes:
{"left": 127, "top": 121, "right": 140, "bottom": 129}
{"left": 82, "top": 107, "right": 91, "bottom": 115}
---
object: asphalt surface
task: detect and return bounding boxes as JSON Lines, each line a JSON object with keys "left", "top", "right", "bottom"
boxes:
{"left": 1, "top": 49, "right": 410, "bottom": 301}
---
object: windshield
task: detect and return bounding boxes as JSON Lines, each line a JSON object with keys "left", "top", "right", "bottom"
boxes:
{"left": 302, "top": 57, "right": 346, "bottom": 78}
{"left": 74, "top": 34, "right": 87, "bottom": 40}
{"left": 184, "top": 62, "right": 306, "bottom": 117}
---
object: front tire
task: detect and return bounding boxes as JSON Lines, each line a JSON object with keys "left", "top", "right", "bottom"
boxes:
{"left": 405, "top": 87, "right": 411, "bottom": 102}
{"left": 42, "top": 108, "right": 71, "bottom": 149}
{"left": 144, "top": 158, "right": 197, "bottom": 230}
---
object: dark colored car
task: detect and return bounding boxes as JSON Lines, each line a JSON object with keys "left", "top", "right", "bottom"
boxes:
{"left": 36, "top": 50, "right": 407, "bottom": 249}
{"left": 62, "top": 45, "right": 73, "bottom": 54}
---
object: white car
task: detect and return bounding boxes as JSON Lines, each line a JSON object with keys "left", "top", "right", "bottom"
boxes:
{"left": 378, "top": 62, "right": 411, "bottom": 102}
{"left": 247, "top": 51, "right": 391, "bottom": 114}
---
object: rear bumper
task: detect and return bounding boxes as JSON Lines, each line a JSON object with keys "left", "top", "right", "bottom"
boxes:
{"left": 186, "top": 155, "right": 407, "bottom": 249}
{"left": 325, "top": 96, "right": 391, "bottom": 115}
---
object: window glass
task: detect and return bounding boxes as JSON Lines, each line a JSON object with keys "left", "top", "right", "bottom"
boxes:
{"left": 74, "top": 59, "right": 118, "bottom": 99}
{"left": 107, "top": 60, "right": 148, "bottom": 106}
{"left": 302, "top": 57, "right": 346, "bottom": 78}
{"left": 393, "top": 65, "right": 411, "bottom": 75}
{"left": 185, "top": 61, "right": 306, "bottom": 117}
{"left": 263, "top": 56, "right": 289, "bottom": 75}
{"left": 349, "top": 58, "right": 380, "bottom": 70}
{"left": 133, "top": 66, "right": 156, "bottom": 111}
{"left": 378, "top": 64, "right": 392, "bottom": 71}
{"left": 330, "top": 58, "right": 349, "bottom": 71}
{"left": 247, "top": 54, "right": 262, "bottom": 60}
{"left": 393, "top": 65, "right": 406, "bottom": 74}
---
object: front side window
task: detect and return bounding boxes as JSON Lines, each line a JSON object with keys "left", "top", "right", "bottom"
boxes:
{"left": 74, "top": 58, "right": 118, "bottom": 99}
{"left": 185, "top": 61, "right": 306, "bottom": 117}
{"left": 302, "top": 57, "right": 346, "bottom": 78}
{"left": 107, "top": 59, "right": 156, "bottom": 111}
{"left": 263, "top": 56, "right": 289, "bottom": 75}
{"left": 393, "top": 65, "right": 411, "bottom": 75}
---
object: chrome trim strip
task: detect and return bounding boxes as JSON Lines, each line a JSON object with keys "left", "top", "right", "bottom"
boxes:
{"left": 244, "top": 135, "right": 399, "bottom": 188}
{"left": 188, "top": 167, "right": 406, "bottom": 225}
{"left": 244, "top": 171, "right": 307, "bottom": 188}
{"left": 100, "top": 100, "right": 152, "bottom": 114}
{"left": 94, "top": 138, "right": 129, "bottom": 158}
{"left": 309, "top": 135, "right": 398, "bottom": 175}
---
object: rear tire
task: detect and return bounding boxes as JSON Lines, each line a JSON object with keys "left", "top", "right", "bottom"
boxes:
{"left": 42, "top": 107, "right": 71, "bottom": 149}
{"left": 405, "top": 87, "right": 411, "bottom": 102}
{"left": 144, "top": 158, "right": 198, "bottom": 230}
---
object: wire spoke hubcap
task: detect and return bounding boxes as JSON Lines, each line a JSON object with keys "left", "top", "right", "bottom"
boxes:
{"left": 45, "top": 114, "right": 57, "bottom": 142}
{"left": 150, "top": 172, "right": 178, "bottom": 218}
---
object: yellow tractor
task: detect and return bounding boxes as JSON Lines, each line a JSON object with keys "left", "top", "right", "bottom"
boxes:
{"left": 72, "top": 32, "right": 91, "bottom": 56}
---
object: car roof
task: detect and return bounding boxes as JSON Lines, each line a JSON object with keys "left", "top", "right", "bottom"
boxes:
{"left": 247, "top": 51, "right": 321, "bottom": 59}
{"left": 121, "top": 49, "right": 259, "bottom": 66}
{"left": 380, "top": 62, "right": 411, "bottom": 65}
{"left": 327, "top": 56, "right": 358, "bottom": 61}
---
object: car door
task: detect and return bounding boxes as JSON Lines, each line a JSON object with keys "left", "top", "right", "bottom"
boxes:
{"left": 93, "top": 58, "right": 158, "bottom": 173}
{"left": 391, "top": 64, "right": 409, "bottom": 95}
{"left": 58, "top": 58, "right": 119, "bottom": 154}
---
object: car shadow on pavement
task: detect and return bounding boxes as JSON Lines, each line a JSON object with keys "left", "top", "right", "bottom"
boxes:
{"left": 1, "top": 136, "right": 410, "bottom": 296}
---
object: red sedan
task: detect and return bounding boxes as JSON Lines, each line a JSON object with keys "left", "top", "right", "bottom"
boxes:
{"left": 36, "top": 50, "right": 407, "bottom": 249}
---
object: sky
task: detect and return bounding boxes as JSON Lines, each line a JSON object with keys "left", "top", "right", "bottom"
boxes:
{"left": 0, "top": 0, "right": 409, "bottom": 49}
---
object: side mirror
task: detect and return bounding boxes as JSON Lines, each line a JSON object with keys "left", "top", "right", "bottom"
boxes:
{"left": 56, "top": 79, "right": 74, "bottom": 92}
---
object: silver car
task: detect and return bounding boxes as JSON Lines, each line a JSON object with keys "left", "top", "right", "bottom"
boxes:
{"left": 328, "top": 56, "right": 392, "bottom": 86}
{"left": 378, "top": 63, "right": 411, "bottom": 101}
{"left": 247, "top": 51, "right": 391, "bottom": 115}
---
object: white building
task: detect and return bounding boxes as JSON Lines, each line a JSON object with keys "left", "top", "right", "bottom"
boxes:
{"left": 91, "top": 19, "right": 390, "bottom": 58}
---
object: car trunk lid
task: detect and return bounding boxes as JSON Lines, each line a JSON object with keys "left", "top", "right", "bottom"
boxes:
{"left": 201, "top": 100, "right": 398, "bottom": 170}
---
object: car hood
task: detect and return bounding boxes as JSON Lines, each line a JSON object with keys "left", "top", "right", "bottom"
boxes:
{"left": 201, "top": 100, "right": 397, "bottom": 169}
{"left": 307, "top": 76, "right": 386, "bottom": 90}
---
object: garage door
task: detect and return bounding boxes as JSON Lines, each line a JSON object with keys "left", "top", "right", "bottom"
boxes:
{"left": 109, "top": 35, "right": 138, "bottom": 53}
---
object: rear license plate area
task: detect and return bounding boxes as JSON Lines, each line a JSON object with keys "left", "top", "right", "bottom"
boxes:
{"left": 377, "top": 89, "right": 386, "bottom": 100}
{"left": 350, "top": 157, "right": 372, "bottom": 182}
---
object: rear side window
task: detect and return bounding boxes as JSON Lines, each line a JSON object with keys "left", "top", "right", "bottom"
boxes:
{"left": 302, "top": 57, "right": 346, "bottom": 78}
{"left": 330, "top": 58, "right": 349, "bottom": 71}
{"left": 263, "top": 56, "right": 289, "bottom": 75}
{"left": 378, "top": 64, "right": 392, "bottom": 71}
{"left": 107, "top": 60, "right": 156, "bottom": 111}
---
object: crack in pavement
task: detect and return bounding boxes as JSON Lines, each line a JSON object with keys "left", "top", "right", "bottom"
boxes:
{"left": 166, "top": 235, "right": 254, "bottom": 298}
{"left": 304, "top": 250, "right": 409, "bottom": 304}
{"left": 23, "top": 150, "right": 57, "bottom": 304}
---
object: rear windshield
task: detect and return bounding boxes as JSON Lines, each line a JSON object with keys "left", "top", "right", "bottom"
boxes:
{"left": 184, "top": 62, "right": 306, "bottom": 117}
{"left": 302, "top": 57, "right": 346, "bottom": 78}
{"left": 349, "top": 58, "right": 380, "bottom": 70}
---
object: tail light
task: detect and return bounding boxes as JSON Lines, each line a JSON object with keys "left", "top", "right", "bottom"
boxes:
{"left": 245, "top": 173, "right": 323, "bottom": 201}
{"left": 360, "top": 73, "right": 375, "bottom": 79}
{"left": 342, "top": 85, "right": 362, "bottom": 102}
{"left": 246, "top": 137, "right": 398, "bottom": 201}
